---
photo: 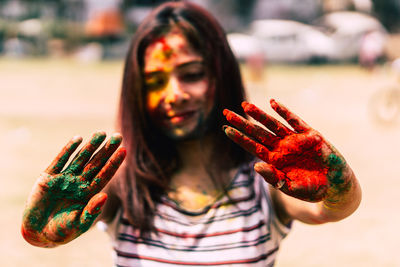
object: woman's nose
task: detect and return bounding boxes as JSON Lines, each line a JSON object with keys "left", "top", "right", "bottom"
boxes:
{"left": 164, "top": 76, "right": 190, "bottom": 105}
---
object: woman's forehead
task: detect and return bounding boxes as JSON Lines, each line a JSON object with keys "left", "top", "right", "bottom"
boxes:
{"left": 144, "top": 30, "right": 202, "bottom": 73}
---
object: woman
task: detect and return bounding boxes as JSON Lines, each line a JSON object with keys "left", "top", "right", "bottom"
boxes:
{"left": 21, "top": 2, "right": 361, "bottom": 266}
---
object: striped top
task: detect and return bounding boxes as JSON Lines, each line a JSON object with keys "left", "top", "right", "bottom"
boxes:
{"left": 105, "top": 163, "right": 291, "bottom": 267}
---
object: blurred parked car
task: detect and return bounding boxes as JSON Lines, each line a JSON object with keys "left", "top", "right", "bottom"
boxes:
{"left": 228, "top": 19, "right": 334, "bottom": 63}
{"left": 313, "top": 11, "right": 388, "bottom": 62}
{"left": 228, "top": 11, "right": 388, "bottom": 64}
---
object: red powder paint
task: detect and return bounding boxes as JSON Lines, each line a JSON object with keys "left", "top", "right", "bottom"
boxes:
{"left": 242, "top": 102, "right": 291, "bottom": 137}
{"left": 277, "top": 150, "right": 329, "bottom": 202}
{"left": 156, "top": 36, "right": 174, "bottom": 59}
{"left": 223, "top": 107, "right": 329, "bottom": 202}
{"left": 223, "top": 109, "right": 277, "bottom": 147}
{"left": 223, "top": 125, "right": 270, "bottom": 162}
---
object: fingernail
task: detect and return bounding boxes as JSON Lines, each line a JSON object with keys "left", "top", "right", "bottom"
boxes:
{"left": 95, "top": 130, "right": 106, "bottom": 136}
{"left": 72, "top": 135, "right": 82, "bottom": 142}
{"left": 223, "top": 109, "right": 228, "bottom": 116}
{"left": 222, "top": 125, "right": 232, "bottom": 134}
{"left": 110, "top": 134, "right": 122, "bottom": 145}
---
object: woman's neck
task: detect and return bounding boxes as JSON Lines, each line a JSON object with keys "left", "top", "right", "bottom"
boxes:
{"left": 168, "top": 136, "right": 224, "bottom": 210}
{"left": 176, "top": 136, "right": 213, "bottom": 170}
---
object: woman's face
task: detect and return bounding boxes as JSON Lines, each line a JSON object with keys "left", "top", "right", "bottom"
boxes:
{"left": 143, "top": 29, "right": 214, "bottom": 140}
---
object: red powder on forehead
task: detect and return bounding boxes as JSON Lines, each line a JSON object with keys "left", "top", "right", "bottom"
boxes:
{"left": 155, "top": 36, "right": 174, "bottom": 59}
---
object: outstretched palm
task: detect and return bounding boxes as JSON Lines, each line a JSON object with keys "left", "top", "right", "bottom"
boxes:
{"left": 22, "top": 132, "right": 126, "bottom": 247}
{"left": 223, "top": 100, "right": 350, "bottom": 202}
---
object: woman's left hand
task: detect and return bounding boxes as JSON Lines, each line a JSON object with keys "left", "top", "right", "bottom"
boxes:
{"left": 223, "top": 99, "right": 353, "bottom": 203}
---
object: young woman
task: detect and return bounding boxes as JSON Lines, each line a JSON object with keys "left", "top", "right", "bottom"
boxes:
{"left": 21, "top": 2, "right": 361, "bottom": 266}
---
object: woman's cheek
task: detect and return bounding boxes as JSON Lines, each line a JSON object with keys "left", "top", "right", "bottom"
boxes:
{"left": 188, "top": 80, "right": 210, "bottom": 101}
{"left": 146, "top": 91, "right": 163, "bottom": 113}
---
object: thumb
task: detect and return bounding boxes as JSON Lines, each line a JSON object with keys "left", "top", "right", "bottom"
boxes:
{"left": 79, "top": 192, "right": 107, "bottom": 232}
{"left": 254, "top": 162, "right": 286, "bottom": 189}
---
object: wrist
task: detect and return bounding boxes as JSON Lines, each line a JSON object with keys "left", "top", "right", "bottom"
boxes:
{"left": 324, "top": 163, "right": 355, "bottom": 209}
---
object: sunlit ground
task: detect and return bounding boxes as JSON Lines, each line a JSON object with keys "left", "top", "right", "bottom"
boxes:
{"left": 1, "top": 58, "right": 399, "bottom": 266}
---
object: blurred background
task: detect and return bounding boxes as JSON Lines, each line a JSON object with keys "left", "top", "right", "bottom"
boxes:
{"left": 1, "top": 0, "right": 400, "bottom": 266}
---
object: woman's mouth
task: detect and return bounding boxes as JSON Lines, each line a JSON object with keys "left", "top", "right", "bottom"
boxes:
{"left": 167, "top": 110, "right": 197, "bottom": 124}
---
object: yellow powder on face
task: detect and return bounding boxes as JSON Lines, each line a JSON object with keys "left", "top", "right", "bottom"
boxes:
{"left": 148, "top": 42, "right": 174, "bottom": 71}
{"left": 146, "top": 90, "right": 163, "bottom": 111}
{"left": 174, "top": 128, "right": 184, "bottom": 136}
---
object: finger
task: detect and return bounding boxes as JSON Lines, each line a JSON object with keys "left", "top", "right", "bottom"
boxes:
{"left": 79, "top": 192, "right": 108, "bottom": 232}
{"left": 223, "top": 126, "right": 270, "bottom": 162}
{"left": 223, "top": 109, "right": 279, "bottom": 148}
{"left": 89, "top": 147, "right": 126, "bottom": 193}
{"left": 242, "top": 101, "right": 292, "bottom": 137}
{"left": 254, "top": 162, "right": 286, "bottom": 189}
{"left": 80, "top": 133, "right": 123, "bottom": 182}
{"left": 270, "top": 99, "right": 311, "bottom": 132}
{"left": 67, "top": 131, "right": 106, "bottom": 174}
{"left": 45, "top": 136, "right": 83, "bottom": 174}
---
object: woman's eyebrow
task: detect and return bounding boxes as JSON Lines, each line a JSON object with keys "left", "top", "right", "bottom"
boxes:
{"left": 144, "top": 60, "right": 204, "bottom": 75}
{"left": 176, "top": 60, "right": 204, "bottom": 70}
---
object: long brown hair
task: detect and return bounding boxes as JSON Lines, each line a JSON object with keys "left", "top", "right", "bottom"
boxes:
{"left": 115, "top": 1, "right": 251, "bottom": 233}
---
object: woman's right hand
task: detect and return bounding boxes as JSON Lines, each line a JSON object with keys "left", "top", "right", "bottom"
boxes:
{"left": 21, "top": 132, "right": 126, "bottom": 248}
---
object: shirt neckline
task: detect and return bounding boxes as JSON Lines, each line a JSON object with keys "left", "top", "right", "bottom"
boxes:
{"left": 160, "top": 162, "right": 253, "bottom": 216}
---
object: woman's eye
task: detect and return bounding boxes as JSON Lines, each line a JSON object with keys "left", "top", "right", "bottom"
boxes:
{"left": 145, "top": 76, "right": 166, "bottom": 90}
{"left": 180, "top": 71, "right": 206, "bottom": 83}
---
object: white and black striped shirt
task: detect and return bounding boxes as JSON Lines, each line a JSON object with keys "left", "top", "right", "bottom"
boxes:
{"left": 105, "top": 163, "right": 290, "bottom": 266}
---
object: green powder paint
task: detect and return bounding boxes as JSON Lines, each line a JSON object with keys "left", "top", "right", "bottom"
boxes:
{"left": 79, "top": 210, "right": 97, "bottom": 233}
{"left": 53, "top": 204, "right": 85, "bottom": 217}
{"left": 327, "top": 153, "right": 345, "bottom": 185}
{"left": 110, "top": 136, "right": 120, "bottom": 145}
{"left": 54, "top": 153, "right": 71, "bottom": 172}
{"left": 53, "top": 141, "right": 81, "bottom": 172}
{"left": 56, "top": 225, "right": 66, "bottom": 237}
{"left": 47, "top": 174, "right": 89, "bottom": 200}
{"left": 90, "top": 133, "right": 106, "bottom": 145}
{"left": 330, "top": 170, "right": 344, "bottom": 184}
{"left": 66, "top": 219, "right": 74, "bottom": 230}
{"left": 328, "top": 154, "right": 343, "bottom": 166}
{"left": 25, "top": 207, "right": 47, "bottom": 231}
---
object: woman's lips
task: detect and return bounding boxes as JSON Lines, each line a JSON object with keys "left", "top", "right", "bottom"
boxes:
{"left": 166, "top": 110, "right": 197, "bottom": 124}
